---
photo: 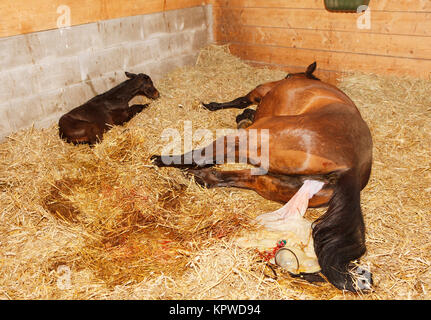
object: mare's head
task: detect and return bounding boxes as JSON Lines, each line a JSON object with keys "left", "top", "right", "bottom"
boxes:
{"left": 285, "top": 62, "right": 320, "bottom": 81}
{"left": 125, "top": 72, "right": 160, "bottom": 99}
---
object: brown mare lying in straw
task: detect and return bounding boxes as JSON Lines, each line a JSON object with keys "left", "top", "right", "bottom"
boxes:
{"left": 59, "top": 72, "right": 159, "bottom": 145}
{"left": 151, "top": 62, "right": 373, "bottom": 292}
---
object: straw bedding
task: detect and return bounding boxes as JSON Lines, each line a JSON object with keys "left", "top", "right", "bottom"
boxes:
{"left": 0, "top": 45, "right": 430, "bottom": 300}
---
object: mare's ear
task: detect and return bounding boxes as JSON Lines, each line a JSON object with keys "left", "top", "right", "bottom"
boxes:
{"left": 125, "top": 71, "right": 137, "bottom": 79}
{"left": 306, "top": 62, "right": 317, "bottom": 75}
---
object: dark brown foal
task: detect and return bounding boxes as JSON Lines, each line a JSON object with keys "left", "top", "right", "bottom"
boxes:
{"left": 59, "top": 72, "right": 159, "bottom": 145}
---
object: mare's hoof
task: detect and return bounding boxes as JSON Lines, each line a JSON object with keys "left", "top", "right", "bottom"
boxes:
{"left": 236, "top": 109, "right": 255, "bottom": 129}
{"left": 237, "top": 119, "right": 253, "bottom": 129}
{"left": 201, "top": 102, "right": 220, "bottom": 111}
{"left": 334, "top": 264, "right": 373, "bottom": 293}
{"left": 236, "top": 108, "right": 255, "bottom": 122}
{"left": 187, "top": 172, "right": 209, "bottom": 188}
{"left": 150, "top": 155, "right": 165, "bottom": 167}
{"left": 186, "top": 168, "right": 221, "bottom": 189}
{"left": 354, "top": 266, "right": 373, "bottom": 291}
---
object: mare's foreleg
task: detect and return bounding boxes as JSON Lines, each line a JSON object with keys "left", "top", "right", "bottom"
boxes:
{"left": 202, "top": 96, "right": 253, "bottom": 111}
{"left": 202, "top": 79, "right": 283, "bottom": 112}
{"left": 151, "top": 130, "right": 264, "bottom": 170}
{"left": 236, "top": 109, "right": 256, "bottom": 129}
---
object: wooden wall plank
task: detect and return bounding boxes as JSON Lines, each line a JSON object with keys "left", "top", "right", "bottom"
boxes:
{"left": 0, "top": 0, "right": 207, "bottom": 38}
{"left": 228, "top": 43, "right": 431, "bottom": 79}
{"left": 209, "top": 0, "right": 323, "bottom": 9}
{"left": 209, "top": 0, "right": 431, "bottom": 12}
{"left": 214, "top": 24, "right": 431, "bottom": 60}
{"left": 211, "top": 0, "right": 431, "bottom": 79}
{"left": 213, "top": 6, "right": 431, "bottom": 37}
{"left": 247, "top": 60, "right": 341, "bottom": 85}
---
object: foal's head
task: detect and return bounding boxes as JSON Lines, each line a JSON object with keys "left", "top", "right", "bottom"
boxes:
{"left": 125, "top": 72, "right": 160, "bottom": 99}
{"left": 285, "top": 62, "right": 320, "bottom": 81}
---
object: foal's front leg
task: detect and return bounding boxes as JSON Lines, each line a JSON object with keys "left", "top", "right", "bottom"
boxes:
{"left": 127, "top": 104, "right": 149, "bottom": 121}
{"left": 110, "top": 104, "right": 149, "bottom": 125}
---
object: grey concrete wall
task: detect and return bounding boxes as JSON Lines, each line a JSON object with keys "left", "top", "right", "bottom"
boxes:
{"left": 0, "top": 5, "right": 213, "bottom": 140}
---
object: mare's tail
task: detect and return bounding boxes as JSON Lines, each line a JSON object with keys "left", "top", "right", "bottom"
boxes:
{"left": 312, "top": 169, "right": 368, "bottom": 292}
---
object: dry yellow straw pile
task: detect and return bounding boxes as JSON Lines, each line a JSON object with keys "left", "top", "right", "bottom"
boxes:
{"left": 0, "top": 45, "right": 430, "bottom": 300}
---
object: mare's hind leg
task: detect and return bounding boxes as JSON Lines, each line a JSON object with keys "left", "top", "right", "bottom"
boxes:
{"left": 187, "top": 168, "right": 333, "bottom": 207}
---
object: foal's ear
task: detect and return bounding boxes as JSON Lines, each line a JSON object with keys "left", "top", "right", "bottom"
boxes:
{"left": 306, "top": 62, "right": 317, "bottom": 75}
{"left": 125, "top": 71, "right": 137, "bottom": 79}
